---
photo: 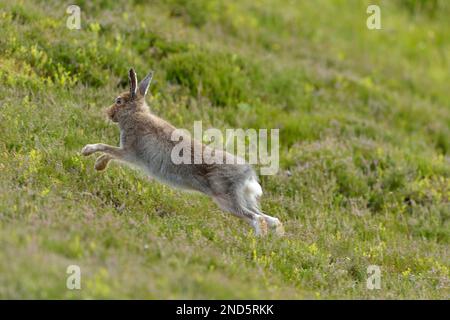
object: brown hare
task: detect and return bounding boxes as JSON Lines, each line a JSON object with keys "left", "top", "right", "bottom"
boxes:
{"left": 81, "top": 68, "right": 284, "bottom": 236}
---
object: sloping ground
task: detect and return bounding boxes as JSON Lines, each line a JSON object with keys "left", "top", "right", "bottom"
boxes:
{"left": 0, "top": 0, "right": 448, "bottom": 298}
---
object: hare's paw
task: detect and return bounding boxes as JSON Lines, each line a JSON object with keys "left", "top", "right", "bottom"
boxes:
{"left": 94, "top": 155, "right": 110, "bottom": 171}
{"left": 81, "top": 144, "right": 98, "bottom": 156}
{"left": 265, "top": 217, "right": 285, "bottom": 236}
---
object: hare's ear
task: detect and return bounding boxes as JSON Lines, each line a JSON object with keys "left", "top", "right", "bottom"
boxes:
{"left": 129, "top": 68, "right": 138, "bottom": 99}
{"left": 138, "top": 71, "right": 153, "bottom": 97}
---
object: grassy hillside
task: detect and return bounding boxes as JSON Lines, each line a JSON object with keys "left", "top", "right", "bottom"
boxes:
{"left": 0, "top": 0, "right": 448, "bottom": 299}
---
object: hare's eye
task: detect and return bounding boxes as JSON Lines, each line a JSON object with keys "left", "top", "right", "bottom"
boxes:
{"left": 115, "top": 98, "right": 122, "bottom": 105}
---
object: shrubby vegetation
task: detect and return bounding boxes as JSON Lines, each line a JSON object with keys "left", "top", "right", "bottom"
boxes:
{"left": 0, "top": 0, "right": 448, "bottom": 298}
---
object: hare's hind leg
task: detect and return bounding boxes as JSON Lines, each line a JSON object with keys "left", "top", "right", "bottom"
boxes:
{"left": 240, "top": 177, "right": 284, "bottom": 236}
{"left": 243, "top": 207, "right": 268, "bottom": 236}
{"left": 213, "top": 195, "right": 268, "bottom": 236}
{"left": 250, "top": 206, "right": 284, "bottom": 236}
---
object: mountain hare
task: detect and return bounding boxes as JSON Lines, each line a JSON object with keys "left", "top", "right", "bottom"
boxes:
{"left": 81, "top": 68, "right": 284, "bottom": 236}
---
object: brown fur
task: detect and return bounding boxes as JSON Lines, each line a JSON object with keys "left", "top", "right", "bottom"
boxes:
{"left": 81, "top": 68, "right": 284, "bottom": 236}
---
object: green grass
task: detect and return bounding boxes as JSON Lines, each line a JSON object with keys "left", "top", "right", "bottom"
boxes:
{"left": 0, "top": 0, "right": 449, "bottom": 299}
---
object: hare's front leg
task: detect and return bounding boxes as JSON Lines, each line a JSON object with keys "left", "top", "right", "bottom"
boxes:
{"left": 81, "top": 143, "right": 127, "bottom": 169}
{"left": 81, "top": 143, "right": 125, "bottom": 171}
{"left": 82, "top": 144, "right": 126, "bottom": 170}
{"left": 82, "top": 143, "right": 123, "bottom": 157}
